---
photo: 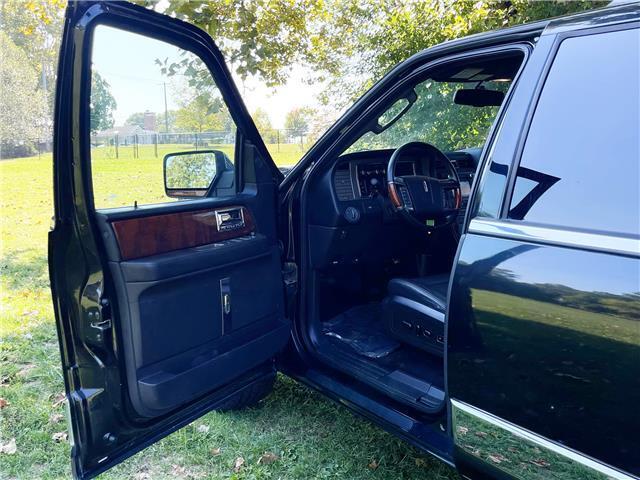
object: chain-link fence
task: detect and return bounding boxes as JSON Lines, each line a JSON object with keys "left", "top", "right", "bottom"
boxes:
{"left": 2, "top": 129, "right": 315, "bottom": 166}
{"left": 90, "top": 129, "right": 313, "bottom": 160}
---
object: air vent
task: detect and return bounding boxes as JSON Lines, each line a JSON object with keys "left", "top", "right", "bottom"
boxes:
{"left": 448, "top": 153, "right": 475, "bottom": 170}
{"left": 334, "top": 167, "right": 355, "bottom": 201}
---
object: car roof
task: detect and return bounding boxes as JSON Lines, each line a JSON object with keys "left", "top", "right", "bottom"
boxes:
{"left": 441, "top": 1, "right": 638, "bottom": 47}
{"left": 542, "top": 1, "right": 639, "bottom": 36}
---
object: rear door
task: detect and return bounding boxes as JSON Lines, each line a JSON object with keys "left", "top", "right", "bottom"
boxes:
{"left": 49, "top": 2, "right": 288, "bottom": 478}
{"left": 447, "top": 17, "right": 639, "bottom": 480}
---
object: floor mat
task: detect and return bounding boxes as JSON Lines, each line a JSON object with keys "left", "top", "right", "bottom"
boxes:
{"left": 322, "top": 304, "right": 400, "bottom": 359}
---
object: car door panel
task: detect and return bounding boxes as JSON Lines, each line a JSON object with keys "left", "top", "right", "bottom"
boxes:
{"left": 97, "top": 204, "right": 286, "bottom": 418}
{"left": 50, "top": 2, "right": 288, "bottom": 477}
{"left": 448, "top": 230, "right": 640, "bottom": 477}
{"left": 117, "top": 234, "right": 272, "bottom": 282}
{"left": 447, "top": 20, "right": 640, "bottom": 479}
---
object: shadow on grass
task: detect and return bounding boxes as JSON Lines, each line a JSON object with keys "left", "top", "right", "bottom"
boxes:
{"left": 0, "top": 250, "right": 49, "bottom": 291}
{"left": 107, "top": 372, "right": 461, "bottom": 480}
{"left": 1, "top": 317, "right": 459, "bottom": 480}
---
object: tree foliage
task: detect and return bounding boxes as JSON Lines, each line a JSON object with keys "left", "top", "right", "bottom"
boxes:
{"left": 0, "top": 0, "right": 607, "bottom": 159}
{"left": 175, "top": 95, "right": 231, "bottom": 133}
{"left": 89, "top": 72, "right": 117, "bottom": 133}
{"left": 125, "top": 112, "right": 146, "bottom": 128}
{"left": 157, "top": 110, "right": 178, "bottom": 133}
{"left": 0, "top": 0, "right": 65, "bottom": 116}
{"left": 0, "top": 31, "right": 48, "bottom": 156}
{"left": 252, "top": 108, "right": 273, "bottom": 135}
{"left": 284, "top": 107, "right": 316, "bottom": 136}
{"left": 351, "top": 79, "right": 511, "bottom": 152}
{"left": 145, "top": 0, "right": 353, "bottom": 87}
{"left": 165, "top": 152, "right": 217, "bottom": 189}
{"left": 322, "top": 0, "right": 607, "bottom": 106}
{"left": 356, "top": 1, "right": 605, "bottom": 78}
{"left": 252, "top": 108, "right": 278, "bottom": 142}
{"left": 150, "top": 0, "right": 605, "bottom": 107}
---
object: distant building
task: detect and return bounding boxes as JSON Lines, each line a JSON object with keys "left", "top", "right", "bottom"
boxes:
{"left": 93, "top": 124, "right": 157, "bottom": 145}
{"left": 143, "top": 111, "right": 157, "bottom": 132}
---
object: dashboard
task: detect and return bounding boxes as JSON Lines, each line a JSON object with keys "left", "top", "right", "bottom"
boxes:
{"left": 333, "top": 149, "right": 477, "bottom": 205}
{"left": 306, "top": 148, "right": 480, "bottom": 271}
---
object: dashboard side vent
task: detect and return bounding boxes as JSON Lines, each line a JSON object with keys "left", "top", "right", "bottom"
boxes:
{"left": 334, "top": 167, "right": 355, "bottom": 201}
{"left": 447, "top": 152, "right": 475, "bottom": 170}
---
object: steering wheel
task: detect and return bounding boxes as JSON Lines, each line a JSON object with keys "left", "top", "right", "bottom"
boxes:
{"left": 386, "top": 141, "right": 461, "bottom": 231}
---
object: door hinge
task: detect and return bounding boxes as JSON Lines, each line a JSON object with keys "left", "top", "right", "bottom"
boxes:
{"left": 87, "top": 298, "right": 112, "bottom": 349}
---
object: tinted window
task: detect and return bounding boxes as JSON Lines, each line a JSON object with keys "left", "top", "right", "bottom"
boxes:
{"left": 89, "top": 26, "right": 237, "bottom": 210}
{"left": 509, "top": 28, "right": 639, "bottom": 236}
{"left": 348, "top": 78, "right": 509, "bottom": 154}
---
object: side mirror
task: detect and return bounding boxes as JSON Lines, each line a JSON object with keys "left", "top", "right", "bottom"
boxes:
{"left": 163, "top": 150, "right": 228, "bottom": 198}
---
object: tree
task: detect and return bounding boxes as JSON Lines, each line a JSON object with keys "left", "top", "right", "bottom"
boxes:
{"left": 363, "top": 1, "right": 606, "bottom": 81}
{"left": 351, "top": 80, "right": 510, "bottom": 153}
{"left": 157, "top": 110, "right": 178, "bottom": 133}
{"left": 251, "top": 108, "right": 276, "bottom": 141}
{"left": 0, "top": 32, "right": 48, "bottom": 158}
{"left": 149, "top": 0, "right": 604, "bottom": 107}
{"left": 175, "top": 94, "right": 229, "bottom": 133}
{"left": 0, "top": 0, "right": 65, "bottom": 124}
{"left": 284, "top": 107, "right": 316, "bottom": 137}
{"left": 318, "top": 0, "right": 608, "bottom": 106}
{"left": 165, "top": 152, "right": 217, "bottom": 189}
{"left": 146, "top": 0, "right": 348, "bottom": 87}
{"left": 125, "top": 112, "right": 146, "bottom": 128}
{"left": 89, "top": 72, "right": 117, "bottom": 133}
{"left": 305, "top": 106, "right": 338, "bottom": 145}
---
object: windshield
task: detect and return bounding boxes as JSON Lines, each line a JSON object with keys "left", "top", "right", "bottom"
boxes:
{"left": 348, "top": 78, "right": 510, "bottom": 154}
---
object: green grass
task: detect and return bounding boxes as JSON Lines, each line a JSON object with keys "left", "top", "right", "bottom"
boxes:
{"left": 0, "top": 151, "right": 459, "bottom": 479}
{"left": 91, "top": 143, "right": 304, "bottom": 208}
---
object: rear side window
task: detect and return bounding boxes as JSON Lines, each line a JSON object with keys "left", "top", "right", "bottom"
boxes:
{"left": 508, "top": 28, "right": 639, "bottom": 237}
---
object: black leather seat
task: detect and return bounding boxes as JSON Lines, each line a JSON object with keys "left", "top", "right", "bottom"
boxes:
{"left": 383, "top": 274, "right": 450, "bottom": 356}
{"left": 387, "top": 274, "right": 450, "bottom": 314}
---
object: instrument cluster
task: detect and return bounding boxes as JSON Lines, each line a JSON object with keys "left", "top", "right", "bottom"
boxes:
{"left": 357, "top": 162, "right": 415, "bottom": 198}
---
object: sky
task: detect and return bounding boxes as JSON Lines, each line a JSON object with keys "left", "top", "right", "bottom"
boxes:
{"left": 92, "top": 25, "right": 322, "bottom": 129}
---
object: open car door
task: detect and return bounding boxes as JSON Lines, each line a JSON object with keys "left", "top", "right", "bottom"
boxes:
{"left": 49, "top": 2, "right": 288, "bottom": 478}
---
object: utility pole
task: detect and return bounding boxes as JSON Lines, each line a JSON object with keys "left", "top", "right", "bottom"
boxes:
{"left": 163, "top": 82, "right": 169, "bottom": 134}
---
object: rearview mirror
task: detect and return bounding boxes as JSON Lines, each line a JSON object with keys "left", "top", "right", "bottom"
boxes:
{"left": 454, "top": 88, "right": 505, "bottom": 107}
{"left": 163, "top": 150, "right": 228, "bottom": 198}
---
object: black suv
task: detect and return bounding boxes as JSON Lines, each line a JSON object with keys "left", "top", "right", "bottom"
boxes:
{"left": 49, "top": 2, "right": 639, "bottom": 479}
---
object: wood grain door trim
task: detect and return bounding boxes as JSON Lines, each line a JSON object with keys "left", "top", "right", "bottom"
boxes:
{"left": 111, "top": 206, "right": 256, "bottom": 260}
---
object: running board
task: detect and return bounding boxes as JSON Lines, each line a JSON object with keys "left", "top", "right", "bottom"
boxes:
{"left": 300, "top": 368, "right": 454, "bottom": 466}
{"left": 320, "top": 343, "right": 445, "bottom": 414}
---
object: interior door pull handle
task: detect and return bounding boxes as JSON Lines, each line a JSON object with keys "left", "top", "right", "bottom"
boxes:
{"left": 220, "top": 277, "right": 232, "bottom": 335}
{"left": 223, "top": 294, "right": 231, "bottom": 314}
